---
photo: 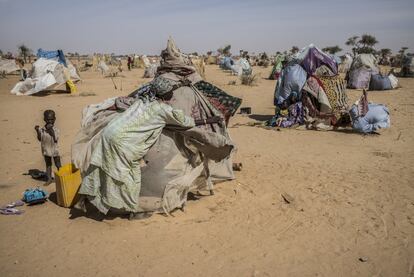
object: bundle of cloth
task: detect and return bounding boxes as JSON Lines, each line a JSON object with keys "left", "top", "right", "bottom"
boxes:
{"left": 72, "top": 38, "right": 241, "bottom": 216}
{"left": 346, "top": 54, "right": 399, "bottom": 90}
{"left": 349, "top": 90, "right": 390, "bottom": 133}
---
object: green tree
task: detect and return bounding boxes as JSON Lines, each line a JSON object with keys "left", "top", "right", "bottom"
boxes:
{"left": 322, "top": 46, "right": 342, "bottom": 55}
{"left": 345, "top": 36, "right": 360, "bottom": 56}
{"left": 357, "top": 34, "right": 378, "bottom": 54}
{"left": 18, "top": 44, "right": 31, "bottom": 63}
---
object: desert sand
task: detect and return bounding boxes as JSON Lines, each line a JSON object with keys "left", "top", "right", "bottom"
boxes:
{"left": 0, "top": 64, "right": 413, "bottom": 277}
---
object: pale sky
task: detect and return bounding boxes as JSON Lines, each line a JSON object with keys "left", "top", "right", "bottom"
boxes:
{"left": 0, "top": 0, "right": 413, "bottom": 55}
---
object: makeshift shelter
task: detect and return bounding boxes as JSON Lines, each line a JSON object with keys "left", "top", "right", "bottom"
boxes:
{"left": 219, "top": 56, "right": 234, "bottom": 70}
{"left": 230, "top": 58, "right": 252, "bottom": 76}
{"left": 72, "top": 38, "right": 241, "bottom": 216}
{"left": 268, "top": 54, "right": 285, "bottom": 80}
{"left": 11, "top": 54, "right": 80, "bottom": 96}
{"left": 270, "top": 45, "right": 391, "bottom": 133}
{"left": 271, "top": 44, "right": 349, "bottom": 129}
{"left": 0, "top": 58, "right": 20, "bottom": 75}
{"left": 399, "top": 55, "right": 414, "bottom": 77}
{"left": 205, "top": 55, "right": 218, "bottom": 65}
{"left": 339, "top": 54, "right": 353, "bottom": 74}
{"left": 347, "top": 54, "right": 399, "bottom": 90}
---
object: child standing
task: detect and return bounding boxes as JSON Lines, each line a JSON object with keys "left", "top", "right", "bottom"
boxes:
{"left": 35, "top": 110, "right": 62, "bottom": 185}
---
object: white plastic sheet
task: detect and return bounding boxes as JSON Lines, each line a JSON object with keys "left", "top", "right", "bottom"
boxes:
{"left": 0, "top": 59, "right": 20, "bottom": 74}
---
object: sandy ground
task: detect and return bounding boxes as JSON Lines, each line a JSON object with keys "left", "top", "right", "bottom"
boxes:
{"left": 0, "top": 64, "right": 413, "bottom": 277}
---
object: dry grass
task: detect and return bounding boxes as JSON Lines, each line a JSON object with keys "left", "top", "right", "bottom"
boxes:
{"left": 240, "top": 73, "right": 258, "bottom": 86}
{"left": 78, "top": 91, "right": 96, "bottom": 97}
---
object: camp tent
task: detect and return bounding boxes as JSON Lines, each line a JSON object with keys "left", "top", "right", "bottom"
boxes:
{"left": 339, "top": 54, "right": 353, "bottom": 74}
{"left": 272, "top": 44, "right": 349, "bottom": 129}
{"left": 11, "top": 49, "right": 80, "bottom": 96}
{"left": 347, "top": 54, "right": 398, "bottom": 90}
{"left": 0, "top": 58, "right": 20, "bottom": 75}
{"left": 230, "top": 58, "right": 252, "bottom": 76}
{"left": 399, "top": 55, "right": 414, "bottom": 77}
{"left": 268, "top": 54, "right": 285, "bottom": 80}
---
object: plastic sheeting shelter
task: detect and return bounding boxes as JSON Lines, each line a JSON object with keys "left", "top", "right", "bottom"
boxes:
{"left": 0, "top": 59, "right": 20, "bottom": 74}
{"left": 11, "top": 58, "right": 80, "bottom": 96}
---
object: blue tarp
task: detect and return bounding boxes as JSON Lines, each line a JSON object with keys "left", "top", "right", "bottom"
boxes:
{"left": 274, "top": 64, "right": 307, "bottom": 106}
{"left": 220, "top": 57, "right": 234, "bottom": 70}
{"left": 37, "top": 49, "right": 67, "bottom": 67}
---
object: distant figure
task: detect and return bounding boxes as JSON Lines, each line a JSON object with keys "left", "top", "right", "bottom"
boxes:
{"left": 127, "top": 56, "right": 132, "bottom": 71}
{"left": 35, "top": 110, "right": 62, "bottom": 185}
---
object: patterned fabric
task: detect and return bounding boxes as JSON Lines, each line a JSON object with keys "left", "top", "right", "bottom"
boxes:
{"left": 194, "top": 81, "right": 242, "bottom": 117}
{"left": 318, "top": 75, "right": 348, "bottom": 117}
{"left": 151, "top": 75, "right": 184, "bottom": 96}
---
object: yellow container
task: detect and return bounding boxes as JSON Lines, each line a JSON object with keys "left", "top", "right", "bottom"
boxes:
{"left": 66, "top": 80, "right": 77, "bottom": 94}
{"left": 54, "top": 164, "right": 81, "bottom": 208}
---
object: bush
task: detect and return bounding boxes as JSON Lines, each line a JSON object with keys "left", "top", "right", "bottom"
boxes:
{"left": 240, "top": 74, "right": 258, "bottom": 86}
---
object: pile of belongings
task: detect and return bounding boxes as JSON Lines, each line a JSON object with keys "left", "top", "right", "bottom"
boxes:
{"left": 349, "top": 90, "right": 390, "bottom": 133}
{"left": 0, "top": 58, "right": 20, "bottom": 76}
{"left": 398, "top": 55, "right": 414, "bottom": 77}
{"left": 11, "top": 49, "right": 80, "bottom": 96}
{"left": 268, "top": 54, "right": 285, "bottom": 80}
{"left": 270, "top": 44, "right": 349, "bottom": 129}
{"left": 71, "top": 38, "right": 242, "bottom": 216}
{"left": 346, "top": 54, "right": 398, "bottom": 90}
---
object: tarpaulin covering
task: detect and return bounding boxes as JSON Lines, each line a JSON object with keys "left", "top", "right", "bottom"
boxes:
{"left": 0, "top": 59, "right": 20, "bottom": 74}
{"left": 37, "top": 48, "right": 67, "bottom": 66}
{"left": 274, "top": 64, "right": 307, "bottom": 106}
